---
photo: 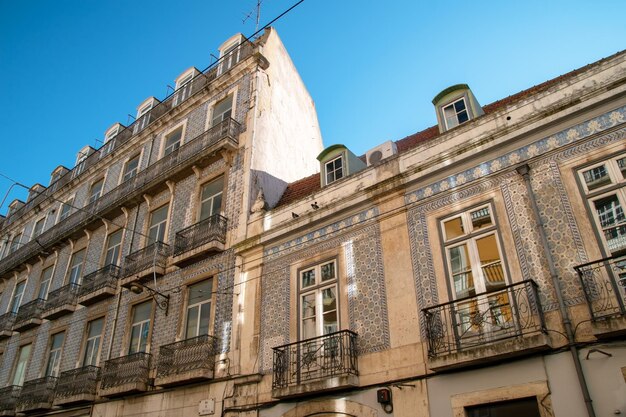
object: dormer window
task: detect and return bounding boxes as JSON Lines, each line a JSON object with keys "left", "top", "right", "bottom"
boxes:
{"left": 137, "top": 102, "right": 152, "bottom": 118}
{"left": 443, "top": 98, "right": 469, "bottom": 129}
{"left": 316, "top": 144, "right": 366, "bottom": 187}
{"left": 104, "top": 124, "right": 122, "bottom": 143}
{"left": 325, "top": 156, "right": 344, "bottom": 185}
{"left": 218, "top": 34, "right": 245, "bottom": 75}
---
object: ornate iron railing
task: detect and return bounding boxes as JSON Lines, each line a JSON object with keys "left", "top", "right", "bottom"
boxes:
{"left": 43, "top": 283, "right": 80, "bottom": 313}
{"left": 15, "top": 377, "right": 57, "bottom": 411}
{"left": 0, "top": 312, "right": 16, "bottom": 333}
{"left": 157, "top": 334, "right": 219, "bottom": 379}
{"left": 80, "top": 264, "right": 120, "bottom": 297}
{"left": 100, "top": 352, "right": 152, "bottom": 390}
{"left": 14, "top": 298, "right": 46, "bottom": 328}
{"left": 0, "top": 117, "right": 241, "bottom": 279}
{"left": 423, "top": 280, "right": 546, "bottom": 357}
{"left": 575, "top": 254, "right": 626, "bottom": 320}
{"left": 173, "top": 214, "right": 227, "bottom": 256}
{"left": 55, "top": 366, "right": 100, "bottom": 401}
{"left": 0, "top": 385, "right": 21, "bottom": 413}
{"left": 272, "top": 330, "right": 359, "bottom": 389}
{"left": 122, "top": 242, "right": 169, "bottom": 278}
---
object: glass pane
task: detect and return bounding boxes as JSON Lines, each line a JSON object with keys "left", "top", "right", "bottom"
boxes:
{"left": 301, "top": 269, "right": 315, "bottom": 288}
{"left": 83, "top": 339, "right": 95, "bottom": 366}
{"left": 476, "top": 234, "right": 505, "bottom": 291}
{"left": 186, "top": 305, "right": 199, "bottom": 338}
{"left": 488, "top": 292, "right": 512, "bottom": 327}
{"left": 302, "top": 317, "right": 316, "bottom": 340}
{"left": 444, "top": 217, "right": 465, "bottom": 240}
{"left": 133, "top": 302, "right": 151, "bottom": 323}
{"left": 51, "top": 332, "right": 64, "bottom": 349}
{"left": 470, "top": 207, "right": 492, "bottom": 230}
{"left": 583, "top": 165, "right": 611, "bottom": 190}
{"left": 129, "top": 326, "right": 140, "bottom": 354}
{"left": 449, "top": 244, "right": 474, "bottom": 298}
{"left": 322, "top": 287, "right": 336, "bottom": 313}
{"left": 617, "top": 157, "right": 626, "bottom": 178}
{"left": 321, "top": 262, "right": 335, "bottom": 281}
{"left": 301, "top": 293, "right": 316, "bottom": 319}
{"left": 139, "top": 323, "right": 149, "bottom": 352}
{"left": 199, "top": 302, "right": 211, "bottom": 336}
{"left": 13, "top": 344, "right": 31, "bottom": 386}
{"left": 457, "top": 110, "right": 469, "bottom": 124}
{"left": 594, "top": 195, "right": 625, "bottom": 227}
{"left": 151, "top": 205, "right": 168, "bottom": 225}
{"left": 189, "top": 279, "right": 213, "bottom": 304}
{"left": 88, "top": 318, "right": 104, "bottom": 338}
{"left": 212, "top": 95, "right": 233, "bottom": 125}
{"left": 454, "top": 99, "right": 466, "bottom": 112}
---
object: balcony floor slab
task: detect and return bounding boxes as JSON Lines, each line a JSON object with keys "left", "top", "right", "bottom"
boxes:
{"left": 41, "top": 304, "right": 77, "bottom": 320}
{"left": 591, "top": 315, "right": 626, "bottom": 339}
{"left": 53, "top": 392, "right": 97, "bottom": 406}
{"left": 272, "top": 374, "right": 359, "bottom": 399}
{"left": 171, "top": 241, "right": 225, "bottom": 267}
{"left": 99, "top": 382, "right": 150, "bottom": 398}
{"left": 78, "top": 287, "right": 116, "bottom": 306}
{"left": 155, "top": 368, "right": 214, "bottom": 387}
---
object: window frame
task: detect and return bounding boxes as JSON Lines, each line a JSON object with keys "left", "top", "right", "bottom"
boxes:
{"left": 43, "top": 331, "right": 66, "bottom": 378}
{"left": 66, "top": 248, "right": 86, "bottom": 285}
{"left": 162, "top": 123, "right": 185, "bottom": 157}
{"left": 146, "top": 203, "right": 170, "bottom": 246}
{"left": 9, "top": 280, "right": 26, "bottom": 314}
{"left": 57, "top": 196, "right": 75, "bottom": 223}
{"left": 127, "top": 300, "right": 154, "bottom": 354}
{"left": 80, "top": 316, "right": 105, "bottom": 367}
{"left": 297, "top": 258, "right": 340, "bottom": 341}
{"left": 121, "top": 153, "right": 141, "bottom": 183}
{"left": 103, "top": 229, "right": 123, "bottom": 267}
{"left": 38, "top": 265, "right": 55, "bottom": 300}
{"left": 11, "top": 343, "right": 32, "bottom": 386}
{"left": 31, "top": 217, "right": 46, "bottom": 240}
{"left": 198, "top": 176, "right": 225, "bottom": 222}
{"left": 442, "top": 96, "right": 470, "bottom": 130}
{"left": 9, "top": 231, "right": 23, "bottom": 254}
{"left": 88, "top": 178, "right": 104, "bottom": 205}
{"left": 181, "top": 276, "right": 217, "bottom": 340}
{"left": 324, "top": 155, "right": 344, "bottom": 185}
{"left": 210, "top": 94, "right": 234, "bottom": 127}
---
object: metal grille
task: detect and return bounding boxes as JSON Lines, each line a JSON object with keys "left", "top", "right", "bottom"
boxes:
{"left": 0, "top": 312, "right": 16, "bottom": 333}
{"left": 43, "top": 283, "right": 80, "bottom": 313}
{"left": 80, "top": 264, "right": 120, "bottom": 297}
{"left": 122, "top": 242, "right": 169, "bottom": 278}
{"left": 575, "top": 254, "right": 626, "bottom": 320}
{"left": 0, "top": 385, "right": 21, "bottom": 413}
{"left": 156, "top": 335, "right": 219, "bottom": 378}
{"left": 100, "top": 352, "right": 152, "bottom": 390}
{"left": 14, "top": 298, "right": 45, "bottom": 327}
{"left": 173, "top": 214, "right": 227, "bottom": 256}
{"left": 55, "top": 366, "right": 100, "bottom": 400}
{"left": 272, "top": 330, "right": 359, "bottom": 389}
{"left": 15, "top": 377, "right": 57, "bottom": 411}
{"left": 423, "top": 280, "right": 546, "bottom": 357}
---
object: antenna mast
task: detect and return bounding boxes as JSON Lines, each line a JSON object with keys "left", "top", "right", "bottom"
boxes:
{"left": 243, "top": 0, "right": 263, "bottom": 32}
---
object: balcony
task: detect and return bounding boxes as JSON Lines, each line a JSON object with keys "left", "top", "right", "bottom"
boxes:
{"left": 54, "top": 366, "right": 100, "bottom": 406}
{"left": 78, "top": 264, "right": 120, "bottom": 306}
{"left": 171, "top": 215, "right": 227, "bottom": 266}
{"left": 0, "top": 117, "right": 241, "bottom": 280}
{"left": 0, "top": 386, "right": 21, "bottom": 416}
{"left": 272, "top": 330, "right": 359, "bottom": 399}
{"left": 575, "top": 254, "right": 626, "bottom": 338}
{"left": 100, "top": 352, "right": 152, "bottom": 397}
{"left": 15, "top": 377, "right": 57, "bottom": 413}
{"left": 121, "top": 242, "right": 169, "bottom": 287}
{"left": 156, "top": 335, "right": 219, "bottom": 387}
{"left": 41, "top": 283, "right": 80, "bottom": 320}
{"left": 423, "top": 280, "right": 550, "bottom": 371}
{"left": 0, "top": 312, "right": 16, "bottom": 339}
{"left": 13, "top": 298, "right": 46, "bottom": 332}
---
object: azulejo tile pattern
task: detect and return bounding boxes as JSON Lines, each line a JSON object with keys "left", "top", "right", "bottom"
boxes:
{"left": 259, "top": 208, "right": 390, "bottom": 372}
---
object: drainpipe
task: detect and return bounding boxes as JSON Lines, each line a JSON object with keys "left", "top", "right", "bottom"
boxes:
{"left": 516, "top": 164, "right": 595, "bottom": 417}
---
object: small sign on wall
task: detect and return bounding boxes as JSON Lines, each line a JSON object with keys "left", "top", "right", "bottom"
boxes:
{"left": 198, "top": 398, "right": 215, "bottom": 416}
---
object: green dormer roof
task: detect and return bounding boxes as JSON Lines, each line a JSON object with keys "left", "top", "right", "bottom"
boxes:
{"left": 432, "top": 84, "right": 470, "bottom": 105}
{"left": 317, "top": 144, "right": 347, "bottom": 161}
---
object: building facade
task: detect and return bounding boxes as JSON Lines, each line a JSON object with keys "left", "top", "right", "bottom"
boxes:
{"left": 0, "top": 27, "right": 625, "bottom": 417}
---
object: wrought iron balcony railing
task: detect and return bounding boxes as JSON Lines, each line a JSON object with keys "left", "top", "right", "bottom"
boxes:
{"left": 0, "top": 385, "right": 21, "bottom": 414}
{"left": 0, "top": 312, "right": 16, "bottom": 335}
{"left": 100, "top": 352, "right": 152, "bottom": 391}
{"left": 43, "top": 283, "right": 80, "bottom": 314}
{"left": 575, "top": 254, "right": 626, "bottom": 320}
{"left": 173, "top": 214, "right": 227, "bottom": 257}
{"left": 423, "top": 280, "right": 546, "bottom": 357}
{"left": 272, "top": 330, "right": 359, "bottom": 390}
{"left": 122, "top": 242, "right": 169, "bottom": 278}
{"left": 55, "top": 366, "right": 100, "bottom": 403}
{"left": 2, "top": 41, "right": 254, "bottom": 229}
{"left": 156, "top": 335, "right": 219, "bottom": 380}
{"left": 79, "top": 264, "right": 120, "bottom": 298}
{"left": 15, "top": 376, "right": 57, "bottom": 412}
{"left": 14, "top": 298, "right": 46, "bottom": 330}
{"left": 0, "top": 117, "right": 241, "bottom": 279}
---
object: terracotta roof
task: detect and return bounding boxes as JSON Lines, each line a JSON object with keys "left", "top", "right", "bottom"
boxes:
{"left": 274, "top": 50, "right": 624, "bottom": 209}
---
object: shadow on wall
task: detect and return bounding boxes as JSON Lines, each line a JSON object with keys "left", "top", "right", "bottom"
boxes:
{"left": 251, "top": 169, "right": 288, "bottom": 210}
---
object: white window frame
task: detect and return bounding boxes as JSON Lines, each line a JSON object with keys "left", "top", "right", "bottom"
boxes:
{"left": 442, "top": 97, "right": 470, "bottom": 130}
{"left": 122, "top": 154, "right": 141, "bottom": 183}
{"left": 199, "top": 176, "right": 224, "bottom": 221}
{"left": 9, "top": 280, "right": 26, "bottom": 314}
{"left": 88, "top": 178, "right": 104, "bottom": 204}
{"left": 67, "top": 249, "right": 86, "bottom": 285}
{"left": 210, "top": 94, "right": 234, "bottom": 127}
{"left": 81, "top": 317, "right": 104, "bottom": 367}
{"left": 57, "top": 197, "right": 74, "bottom": 223}
{"left": 299, "top": 259, "right": 339, "bottom": 340}
{"left": 38, "top": 265, "right": 54, "bottom": 300}
{"left": 11, "top": 344, "right": 31, "bottom": 386}
{"left": 324, "top": 155, "right": 344, "bottom": 185}
{"left": 104, "top": 229, "right": 123, "bottom": 267}
{"left": 184, "top": 278, "right": 215, "bottom": 339}
{"left": 9, "top": 231, "right": 23, "bottom": 254}
{"left": 218, "top": 41, "right": 241, "bottom": 75}
{"left": 162, "top": 125, "right": 184, "bottom": 157}
{"left": 31, "top": 217, "right": 46, "bottom": 240}
{"left": 147, "top": 204, "right": 169, "bottom": 245}
{"left": 44, "top": 332, "right": 65, "bottom": 377}
{"left": 128, "top": 301, "right": 153, "bottom": 354}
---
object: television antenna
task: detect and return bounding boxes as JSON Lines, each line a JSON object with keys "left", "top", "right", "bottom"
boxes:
{"left": 242, "top": 0, "right": 264, "bottom": 32}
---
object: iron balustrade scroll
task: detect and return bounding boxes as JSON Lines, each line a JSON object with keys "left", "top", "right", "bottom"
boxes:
{"left": 14, "top": 298, "right": 46, "bottom": 327}
{"left": 575, "top": 254, "right": 626, "bottom": 320}
{"left": 43, "top": 283, "right": 80, "bottom": 312}
{"left": 423, "top": 280, "right": 546, "bottom": 357}
{"left": 0, "top": 385, "right": 21, "bottom": 413}
{"left": 80, "top": 264, "right": 120, "bottom": 297}
{"left": 55, "top": 366, "right": 100, "bottom": 401}
{"left": 173, "top": 214, "right": 227, "bottom": 256}
{"left": 272, "top": 330, "right": 359, "bottom": 390}
{"left": 0, "top": 118, "right": 241, "bottom": 279}
{"left": 122, "top": 242, "right": 169, "bottom": 278}
{"left": 100, "top": 352, "right": 152, "bottom": 390}
{"left": 0, "top": 312, "right": 16, "bottom": 333}
{"left": 156, "top": 334, "right": 219, "bottom": 379}
{"left": 15, "top": 377, "right": 57, "bottom": 411}
{"left": 2, "top": 41, "right": 254, "bottom": 228}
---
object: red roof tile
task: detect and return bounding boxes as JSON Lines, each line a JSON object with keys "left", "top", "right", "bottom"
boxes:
{"left": 276, "top": 173, "right": 321, "bottom": 207}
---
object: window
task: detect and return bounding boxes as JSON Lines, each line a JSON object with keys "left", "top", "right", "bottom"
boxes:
{"left": 58, "top": 198, "right": 73, "bottom": 222}
{"left": 129, "top": 301, "right": 152, "bottom": 354}
{"left": 9, "top": 232, "right": 22, "bottom": 253}
{"left": 211, "top": 95, "right": 233, "bottom": 126}
{"left": 122, "top": 155, "right": 140, "bottom": 182}
{"left": 325, "top": 156, "right": 343, "bottom": 185}
{"left": 466, "top": 397, "right": 541, "bottom": 417}
{"left": 442, "top": 97, "right": 469, "bottom": 129}
{"left": 31, "top": 218, "right": 45, "bottom": 240}
{"left": 38, "top": 266, "right": 54, "bottom": 300}
{"left": 220, "top": 42, "right": 240, "bottom": 74}
{"left": 176, "top": 73, "right": 194, "bottom": 90}
{"left": 9, "top": 281, "right": 26, "bottom": 314}
{"left": 441, "top": 204, "right": 509, "bottom": 333}
{"left": 12, "top": 344, "right": 31, "bottom": 386}
{"left": 67, "top": 249, "right": 85, "bottom": 285}
{"left": 185, "top": 279, "right": 213, "bottom": 339}
{"left": 199, "top": 177, "right": 224, "bottom": 221}
{"left": 44, "top": 332, "right": 65, "bottom": 377}
{"left": 578, "top": 154, "right": 626, "bottom": 253}
{"left": 88, "top": 179, "right": 104, "bottom": 204}
{"left": 147, "top": 204, "right": 169, "bottom": 245}
{"left": 104, "top": 230, "right": 123, "bottom": 266}
{"left": 82, "top": 318, "right": 104, "bottom": 366}
{"left": 163, "top": 127, "right": 183, "bottom": 156}
{"left": 137, "top": 102, "right": 152, "bottom": 118}
{"left": 104, "top": 125, "right": 120, "bottom": 143}
{"left": 299, "top": 260, "right": 338, "bottom": 340}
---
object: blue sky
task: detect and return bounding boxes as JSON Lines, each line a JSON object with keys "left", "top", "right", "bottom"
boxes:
{"left": 0, "top": 0, "right": 625, "bottom": 215}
